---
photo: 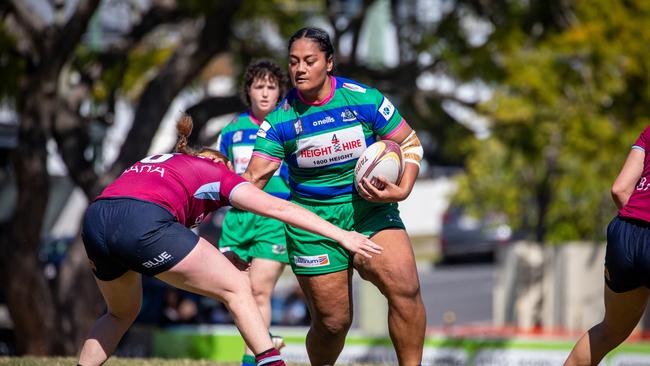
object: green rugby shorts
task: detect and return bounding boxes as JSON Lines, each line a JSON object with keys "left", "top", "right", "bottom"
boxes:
{"left": 219, "top": 208, "right": 289, "bottom": 263}
{"left": 285, "top": 198, "right": 405, "bottom": 275}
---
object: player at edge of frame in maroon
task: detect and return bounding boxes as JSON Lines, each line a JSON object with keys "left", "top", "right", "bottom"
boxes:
{"left": 565, "top": 125, "right": 650, "bottom": 366}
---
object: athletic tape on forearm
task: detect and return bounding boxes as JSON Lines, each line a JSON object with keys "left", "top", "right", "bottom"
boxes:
{"left": 400, "top": 131, "right": 424, "bottom": 167}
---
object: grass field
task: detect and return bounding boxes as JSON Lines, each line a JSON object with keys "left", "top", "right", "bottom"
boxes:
{"left": 0, "top": 357, "right": 379, "bottom": 365}
{"left": 0, "top": 238, "right": 438, "bottom": 366}
{"left": 0, "top": 358, "right": 241, "bottom": 365}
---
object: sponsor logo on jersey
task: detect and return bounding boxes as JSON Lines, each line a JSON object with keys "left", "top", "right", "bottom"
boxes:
{"left": 385, "top": 213, "right": 401, "bottom": 223}
{"left": 332, "top": 134, "right": 342, "bottom": 152}
{"left": 294, "top": 254, "right": 330, "bottom": 267}
{"left": 294, "top": 119, "right": 303, "bottom": 135}
{"left": 142, "top": 251, "right": 173, "bottom": 269}
{"left": 341, "top": 109, "right": 357, "bottom": 122}
{"left": 233, "top": 130, "right": 243, "bottom": 143}
{"left": 313, "top": 116, "right": 335, "bottom": 127}
{"left": 296, "top": 125, "right": 367, "bottom": 168}
{"left": 272, "top": 244, "right": 287, "bottom": 255}
{"left": 342, "top": 82, "right": 367, "bottom": 93}
{"left": 232, "top": 145, "right": 254, "bottom": 174}
{"left": 257, "top": 121, "right": 272, "bottom": 138}
{"left": 379, "top": 97, "right": 395, "bottom": 121}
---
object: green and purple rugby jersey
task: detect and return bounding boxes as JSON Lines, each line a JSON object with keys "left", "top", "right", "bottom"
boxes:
{"left": 217, "top": 111, "right": 290, "bottom": 263}
{"left": 217, "top": 111, "right": 290, "bottom": 199}
{"left": 252, "top": 76, "right": 405, "bottom": 204}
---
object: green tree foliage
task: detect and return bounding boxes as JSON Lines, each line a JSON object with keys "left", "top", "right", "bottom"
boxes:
{"left": 454, "top": 0, "right": 650, "bottom": 242}
{"left": 0, "top": 0, "right": 244, "bottom": 355}
{"left": 5, "top": 0, "right": 649, "bottom": 355}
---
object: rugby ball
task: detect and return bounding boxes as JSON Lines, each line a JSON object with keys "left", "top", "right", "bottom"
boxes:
{"left": 354, "top": 140, "right": 403, "bottom": 190}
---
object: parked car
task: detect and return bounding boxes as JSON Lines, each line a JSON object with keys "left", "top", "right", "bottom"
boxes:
{"left": 439, "top": 206, "right": 515, "bottom": 263}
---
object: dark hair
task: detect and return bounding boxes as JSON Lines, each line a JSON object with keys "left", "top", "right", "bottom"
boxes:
{"left": 288, "top": 27, "right": 335, "bottom": 75}
{"left": 175, "top": 114, "right": 228, "bottom": 161}
{"left": 240, "top": 58, "right": 288, "bottom": 107}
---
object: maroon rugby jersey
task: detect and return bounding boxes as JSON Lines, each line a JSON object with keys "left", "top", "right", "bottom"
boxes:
{"left": 97, "top": 153, "right": 248, "bottom": 227}
{"left": 619, "top": 126, "right": 650, "bottom": 223}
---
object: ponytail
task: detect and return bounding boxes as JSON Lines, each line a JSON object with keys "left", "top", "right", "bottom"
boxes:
{"left": 175, "top": 114, "right": 197, "bottom": 155}
{"left": 174, "top": 113, "right": 230, "bottom": 163}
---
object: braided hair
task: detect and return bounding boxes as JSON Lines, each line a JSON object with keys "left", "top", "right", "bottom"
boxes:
{"left": 288, "top": 27, "right": 336, "bottom": 75}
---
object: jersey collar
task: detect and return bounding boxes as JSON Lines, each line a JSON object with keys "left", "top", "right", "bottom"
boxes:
{"left": 297, "top": 76, "right": 336, "bottom": 106}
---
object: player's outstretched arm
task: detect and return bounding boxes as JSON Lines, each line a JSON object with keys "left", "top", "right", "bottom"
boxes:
{"left": 242, "top": 156, "right": 280, "bottom": 190}
{"left": 230, "top": 183, "right": 383, "bottom": 258}
{"left": 611, "top": 148, "right": 644, "bottom": 209}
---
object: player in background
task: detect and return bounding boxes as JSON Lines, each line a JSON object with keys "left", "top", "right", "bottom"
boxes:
{"left": 77, "top": 114, "right": 382, "bottom": 366}
{"left": 565, "top": 125, "right": 650, "bottom": 366}
{"left": 216, "top": 59, "right": 290, "bottom": 366}
{"left": 243, "top": 27, "right": 426, "bottom": 365}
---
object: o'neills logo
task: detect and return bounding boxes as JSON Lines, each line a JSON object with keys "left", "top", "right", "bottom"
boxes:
{"left": 312, "top": 116, "right": 335, "bottom": 126}
{"left": 294, "top": 254, "right": 330, "bottom": 267}
{"left": 142, "top": 251, "right": 173, "bottom": 269}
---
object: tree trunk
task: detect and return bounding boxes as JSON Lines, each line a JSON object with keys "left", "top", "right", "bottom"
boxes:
{"left": 1, "top": 0, "right": 101, "bottom": 355}
{"left": 0, "top": 93, "right": 61, "bottom": 355}
{"left": 110, "top": 2, "right": 241, "bottom": 176}
{"left": 51, "top": 87, "right": 105, "bottom": 355}
{"left": 1, "top": 1, "right": 242, "bottom": 356}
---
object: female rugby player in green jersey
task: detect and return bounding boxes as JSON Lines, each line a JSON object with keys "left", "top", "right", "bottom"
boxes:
{"left": 216, "top": 59, "right": 290, "bottom": 365}
{"left": 243, "top": 27, "right": 426, "bottom": 365}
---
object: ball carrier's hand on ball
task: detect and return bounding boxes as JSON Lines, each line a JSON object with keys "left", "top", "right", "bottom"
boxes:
{"left": 358, "top": 175, "right": 409, "bottom": 203}
{"left": 355, "top": 140, "right": 408, "bottom": 202}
